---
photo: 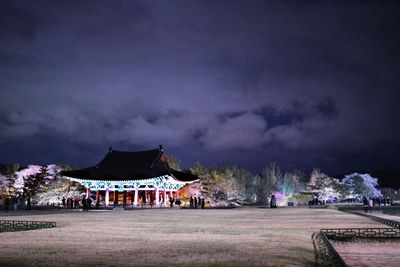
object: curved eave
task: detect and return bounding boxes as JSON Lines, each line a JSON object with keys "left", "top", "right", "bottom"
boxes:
{"left": 172, "top": 175, "right": 199, "bottom": 184}
{"left": 63, "top": 175, "right": 175, "bottom": 184}
{"left": 170, "top": 169, "right": 199, "bottom": 183}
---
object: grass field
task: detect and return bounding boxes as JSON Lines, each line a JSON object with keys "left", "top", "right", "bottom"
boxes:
{"left": 0, "top": 207, "right": 389, "bottom": 267}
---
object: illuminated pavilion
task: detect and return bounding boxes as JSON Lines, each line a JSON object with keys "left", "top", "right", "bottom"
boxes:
{"left": 62, "top": 145, "right": 198, "bottom": 207}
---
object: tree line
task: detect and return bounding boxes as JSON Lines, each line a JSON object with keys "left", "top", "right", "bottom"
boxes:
{"left": 0, "top": 157, "right": 383, "bottom": 208}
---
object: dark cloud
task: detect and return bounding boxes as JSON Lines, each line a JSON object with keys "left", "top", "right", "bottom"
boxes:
{"left": 0, "top": 0, "right": 399, "bottom": 174}
{"left": 0, "top": 4, "right": 37, "bottom": 40}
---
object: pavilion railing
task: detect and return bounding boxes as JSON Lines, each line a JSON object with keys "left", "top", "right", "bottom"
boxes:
{"left": 0, "top": 220, "right": 56, "bottom": 232}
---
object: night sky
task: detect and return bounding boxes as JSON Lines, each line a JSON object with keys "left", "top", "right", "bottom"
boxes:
{"left": 1, "top": 0, "right": 400, "bottom": 175}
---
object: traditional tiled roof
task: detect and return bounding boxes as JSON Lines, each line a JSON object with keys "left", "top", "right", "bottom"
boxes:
{"left": 61, "top": 146, "right": 197, "bottom": 182}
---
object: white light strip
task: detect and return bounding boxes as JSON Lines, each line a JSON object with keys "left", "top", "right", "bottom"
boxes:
{"left": 63, "top": 175, "right": 188, "bottom": 191}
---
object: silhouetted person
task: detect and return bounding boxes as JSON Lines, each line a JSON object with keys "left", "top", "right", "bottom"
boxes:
{"left": 190, "top": 196, "right": 194, "bottom": 209}
{"left": 82, "top": 196, "right": 87, "bottom": 211}
{"left": 270, "top": 195, "right": 277, "bottom": 208}
{"left": 314, "top": 197, "right": 319, "bottom": 206}
{"left": 150, "top": 194, "right": 154, "bottom": 209}
{"left": 62, "top": 197, "right": 66, "bottom": 208}
{"left": 5, "top": 197, "right": 10, "bottom": 212}
{"left": 194, "top": 196, "right": 198, "bottom": 209}
{"left": 201, "top": 198, "right": 205, "bottom": 209}
{"left": 368, "top": 197, "right": 373, "bottom": 213}
{"left": 176, "top": 198, "right": 181, "bottom": 208}
{"left": 96, "top": 196, "right": 100, "bottom": 208}
{"left": 27, "top": 197, "right": 31, "bottom": 211}
{"left": 87, "top": 197, "right": 92, "bottom": 211}
{"left": 141, "top": 195, "right": 146, "bottom": 209}
{"left": 74, "top": 197, "right": 80, "bottom": 209}
{"left": 69, "top": 197, "right": 74, "bottom": 209}
{"left": 362, "top": 197, "right": 369, "bottom": 213}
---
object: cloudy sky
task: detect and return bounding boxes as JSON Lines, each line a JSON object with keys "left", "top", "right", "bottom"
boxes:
{"left": 1, "top": 0, "right": 399, "bottom": 174}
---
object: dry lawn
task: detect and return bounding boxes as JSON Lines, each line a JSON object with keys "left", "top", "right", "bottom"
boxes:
{"left": 333, "top": 240, "right": 400, "bottom": 267}
{"left": 0, "top": 207, "right": 391, "bottom": 267}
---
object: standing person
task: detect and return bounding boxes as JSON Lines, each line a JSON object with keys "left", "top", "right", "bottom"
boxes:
{"left": 201, "top": 198, "right": 205, "bottom": 209}
{"left": 150, "top": 194, "right": 154, "bottom": 209}
{"left": 194, "top": 196, "right": 198, "bottom": 209}
{"left": 362, "top": 197, "right": 369, "bottom": 213}
{"left": 176, "top": 198, "right": 181, "bottom": 208}
{"left": 270, "top": 195, "right": 277, "bottom": 208}
{"left": 190, "top": 196, "right": 193, "bottom": 209}
{"left": 87, "top": 197, "right": 92, "bottom": 211}
{"left": 26, "top": 197, "right": 31, "bottom": 211}
{"left": 141, "top": 194, "right": 146, "bottom": 209}
{"left": 74, "top": 197, "right": 79, "bottom": 209}
{"left": 82, "top": 195, "right": 87, "bottom": 211}
{"left": 5, "top": 197, "right": 10, "bottom": 212}
{"left": 368, "top": 197, "right": 373, "bottom": 213}
{"left": 62, "top": 197, "right": 66, "bottom": 208}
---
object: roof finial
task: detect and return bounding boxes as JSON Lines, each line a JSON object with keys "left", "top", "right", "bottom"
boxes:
{"left": 109, "top": 146, "right": 113, "bottom": 153}
{"left": 159, "top": 144, "right": 163, "bottom": 152}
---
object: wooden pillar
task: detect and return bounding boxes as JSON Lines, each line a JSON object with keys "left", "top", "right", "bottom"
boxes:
{"left": 131, "top": 191, "right": 134, "bottom": 205}
{"left": 95, "top": 190, "right": 100, "bottom": 207}
{"left": 163, "top": 190, "right": 167, "bottom": 206}
{"left": 155, "top": 188, "right": 160, "bottom": 206}
{"left": 86, "top": 188, "right": 91, "bottom": 199}
{"left": 169, "top": 191, "right": 173, "bottom": 198}
{"left": 123, "top": 191, "right": 127, "bottom": 207}
{"left": 105, "top": 188, "right": 109, "bottom": 206}
{"left": 175, "top": 190, "right": 179, "bottom": 199}
{"left": 134, "top": 188, "right": 138, "bottom": 207}
{"left": 114, "top": 191, "right": 118, "bottom": 206}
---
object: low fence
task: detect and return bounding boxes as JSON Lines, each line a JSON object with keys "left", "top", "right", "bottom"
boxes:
{"left": 346, "top": 212, "right": 400, "bottom": 229}
{"left": 0, "top": 220, "right": 56, "bottom": 232}
{"left": 321, "top": 227, "right": 400, "bottom": 239}
{"left": 312, "top": 232, "right": 347, "bottom": 267}
{"left": 313, "top": 227, "right": 400, "bottom": 267}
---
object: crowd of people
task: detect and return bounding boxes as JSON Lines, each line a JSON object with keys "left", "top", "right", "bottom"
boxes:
{"left": 59, "top": 195, "right": 205, "bottom": 210}
{"left": 61, "top": 196, "right": 93, "bottom": 211}
{"left": 362, "top": 196, "right": 394, "bottom": 213}
{"left": 0, "top": 196, "right": 25, "bottom": 211}
{"left": 189, "top": 196, "right": 205, "bottom": 209}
